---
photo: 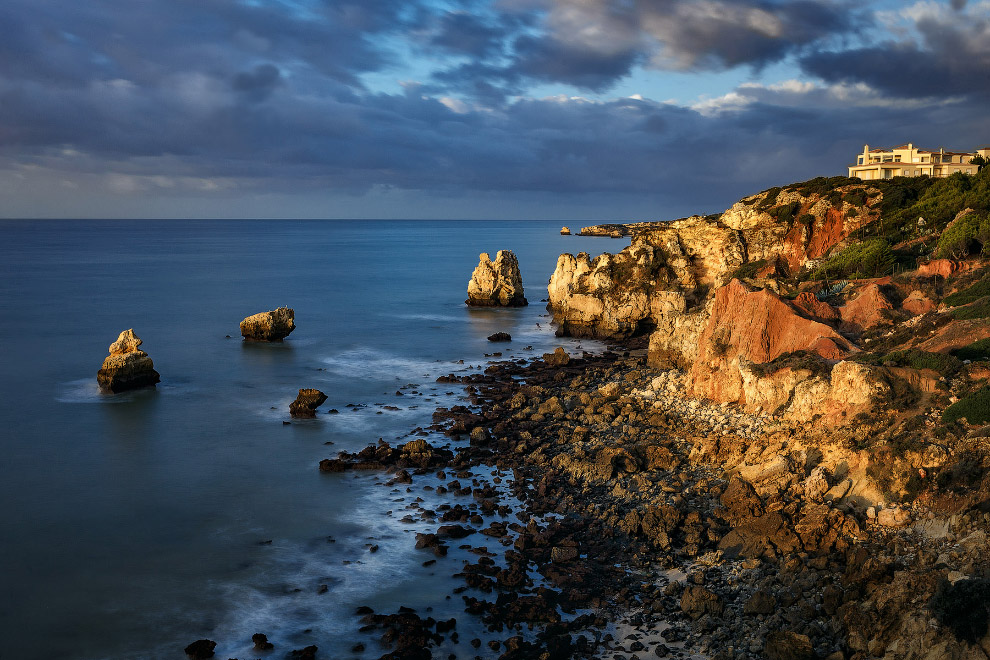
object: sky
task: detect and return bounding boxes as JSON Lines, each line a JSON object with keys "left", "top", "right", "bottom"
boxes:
{"left": 1, "top": 0, "right": 988, "bottom": 221}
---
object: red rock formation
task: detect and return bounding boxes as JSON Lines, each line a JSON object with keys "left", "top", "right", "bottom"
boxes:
{"left": 901, "top": 290, "right": 936, "bottom": 316}
{"left": 917, "top": 259, "right": 973, "bottom": 279}
{"left": 791, "top": 292, "right": 840, "bottom": 322}
{"left": 839, "top": 284, "right": 894, "bottom": 332}
{"left": 688, "top": 280, "right": 852, "bottom": 402}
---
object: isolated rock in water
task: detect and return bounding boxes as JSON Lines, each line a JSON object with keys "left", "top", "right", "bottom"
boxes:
{"left": 290, "top": 388, "right": 327, "bottom": 417}
{"left": 97, "top": 329, "right": 161, "bottom": 393}
{"left": 560, "top": 226, "right": 571, "bottom": 235}
{"left": 183, "top": 639, "right": 216, "bottom": 659}
{"left": 466, "top": 251, "right": 527, "bottom": 307}
{"left": 487, "top": 332, "right": 512, "bottom": 342}
{"left": 240, "top": 307, "right": 295, "bottom": 341}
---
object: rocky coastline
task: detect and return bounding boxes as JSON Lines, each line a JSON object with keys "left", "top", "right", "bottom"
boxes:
{"left": 191, "top": 173, "right": 990, "bottom": 659}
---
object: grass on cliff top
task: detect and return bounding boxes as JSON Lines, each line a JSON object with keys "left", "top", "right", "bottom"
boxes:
{"left": 952, "top": 338, "right": 990, "bottom": 362}
{"left": 878, "top": 168, "right": 990, "bottom": 246}
{"left": 806, "top": 238, "right": 895, "bottom": 281}
{"left": 857, "top": 349, "right": 961, "bottom": 376}
{"left": 949, "top": 297, "right": 990, "bottom": 320}
{"left": 942, "top": 386, "right": 990, "bottom": 425}
{"left": 746, "top": 350, "right": 832, "bottom": 378}
{"left": 944, "top": 273, "right": 990, "bottom": 306}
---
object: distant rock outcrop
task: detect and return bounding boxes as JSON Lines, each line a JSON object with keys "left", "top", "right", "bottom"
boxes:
{"left": 560, "top": 226, "right": 571, "bottom": 235}
{"left": 466, "top": 251, "right": 527, "bottom": 307}
{"left": 97, "top": 329, "right": 161, "bottom": 392}
{"left": 240, "top": 307, "right": 295, "bottom": 341}
{"left": 290, "top": 388, "right": 328, "bottom": 418}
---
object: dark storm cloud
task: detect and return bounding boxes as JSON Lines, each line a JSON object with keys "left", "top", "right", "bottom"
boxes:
{"left": 1, "top": 0, "right": 987, "bottom": 219}
{"left": 426, "top": 0, "right": 861, "bottom": 97}
{"left": 801, "top": 4, "right": 990, "bottom": 99}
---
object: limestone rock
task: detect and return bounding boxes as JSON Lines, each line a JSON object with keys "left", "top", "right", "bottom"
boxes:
{"left": 289, "top": 389, "right": 327, "bottom": 418}
{"left": 877, "top": 507, "right": 911, "bottom": 527}
{"left": 560, "top": 226, "right": 571, "bottom": 235}
{"left": 680, "top": 585, "right": 724, "bottom": 620}
{"left": 764, "top": 631, "right": 815, "bottom": 660}
{"left": 466, "top": 251, "right": 527, "bottom": 307}
{"left": 240, "top": 307, "right": 295, "bottom": 341}
{"left": 97, "top": 329, "right": 161, "bottom": 392}
{"left": 542, "top": 347, "right": 570, "bottom": 366}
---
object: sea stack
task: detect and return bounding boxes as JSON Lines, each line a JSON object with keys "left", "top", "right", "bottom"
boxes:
{"left": 466, "top": 250, "right": 528, "bottom": 307}
{"left": 289, "top": 388, "right": 328, "bottom": 418}
{"left": 240, "top": 307, "right": 295, "bottom": 341}
{"left": 560, "top": 226, "right": 571, "bottom": 235}
{"left": 97, "top": 329, "right": 161, "bottom": 392}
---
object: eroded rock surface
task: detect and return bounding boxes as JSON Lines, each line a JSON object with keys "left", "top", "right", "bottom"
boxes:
{"left": 240, "top": 307, "right": 295, "bottom": 341}
{"left": 97, "top": 329, "right": 161, "bottom": 392}
{"left": 289, "top": 388, "right": 327, "bottom": 417}
{"left": 466, "top": 251, "right": 527, "bottom": 307}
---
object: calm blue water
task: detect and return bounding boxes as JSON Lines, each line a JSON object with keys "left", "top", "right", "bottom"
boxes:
{"left": 0, "top": 219, "right": 622, "bottom": 659}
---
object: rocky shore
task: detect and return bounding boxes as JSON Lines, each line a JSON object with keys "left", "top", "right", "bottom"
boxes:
{"left": 194, "top": 173, "right": 990, "bottom": 659}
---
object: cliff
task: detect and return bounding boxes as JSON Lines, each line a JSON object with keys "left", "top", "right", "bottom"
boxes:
{"left": 549, "top": 174, "right": 990, "bottom": 428}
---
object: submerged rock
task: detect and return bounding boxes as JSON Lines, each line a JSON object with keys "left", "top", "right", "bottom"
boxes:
{"left": 466, "top": 251, "right": 527, "bottom": 307}
{"left": 97, "top": 329, "right": 161, "bottom": 393}
{"left": 240, "top": 307, "right": 295, "bottom": 341}
{"left": 290, "top": 388, "right": 328, "bottom": 417}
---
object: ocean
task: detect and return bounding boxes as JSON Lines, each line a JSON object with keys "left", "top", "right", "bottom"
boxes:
{"left": 0, "top": 219, "right": 623, "bottom": 659}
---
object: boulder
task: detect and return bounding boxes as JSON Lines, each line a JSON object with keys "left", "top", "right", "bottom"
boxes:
{"left": 466, "top": 251, "right": 527, "bottom": 307}
{"left": 289, "top": 389, "right": 327, "bottom": 417}
{"left": 97, "top": 329, "right": 161, "bottom": 392}
{"left": 679, "top": 585, "right": 724, "bottom": 620}
{"left": 764, "top": 631, "right": 815, "bottom": 660}
{"left": 877, "top": 507, "right": 911, "bottom": 527}
{"left": 560, "top": 226, "right": 571, "bottom": 235}
{"left": 240, "top": 307, "right": 295, "bottom": 341}
{"left": 543, "top": 347, "right": 570, "bottom": 366}
{"left": 487, "top": 332, "right": 512, "bottom": 342}
{"left": 241, "top": 307, "right": 296, "bottom": 341}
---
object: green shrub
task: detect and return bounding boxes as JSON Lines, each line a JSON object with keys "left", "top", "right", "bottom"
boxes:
{"left": 797, "top": 213, "right": 816, "bottom": 226}
{"left": 950, "top": 297, "right": 990, "bottom": 320}
{"left": 882, "top": 349, "right": 961, "bottom": 375}
{"left": 729, "top": 259, "right": 768, "bottom": 280}
{"left": 952, "top": 338, "right": 990, "bottom": 361}
{"left": 769, "top": 201, "right": 801, "bottom": 224}
{"left": 930, "top": 578, "right": 990, "bottom": 642}
{"left": 846, "top": 207, "right": 859, "bottom": 218}
{"left": 936, "top": 212, "right": 985, "bottom": 259}
{"left": 789, "top": 176, "right": 863, "bottom": 197}
{"left": 843, "top": 190, "right": 868, "bottom": 206}
{"left": 757, "top": 187, "right": 781, "bottom": 210}
{"left": 944, "top": 274, "right": 990, "bottom": 306}
{"left": 807, "top": 239, "right": 895, "bottom": 280}
{"left": 942, "top": 386, "right": 990, "bottom": 425}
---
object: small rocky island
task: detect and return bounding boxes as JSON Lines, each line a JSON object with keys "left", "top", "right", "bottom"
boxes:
{"left": 466, "top": 250, "right": 528, "bottom": 307}
{"left": 97, "top": 329, "right": 160, "bottom": 392}
{"left": 240, "top": 307, "right": 295, "bottom": 341}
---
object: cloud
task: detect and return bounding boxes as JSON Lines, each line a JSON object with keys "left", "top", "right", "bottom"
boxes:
{"left": 801, "top": 1, "right": 990, "bottom": 99}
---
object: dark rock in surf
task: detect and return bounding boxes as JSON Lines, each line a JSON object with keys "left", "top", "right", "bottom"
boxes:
{"left": 290, "top": 388, "right": 327, "bottom": 418}
{"left": 183, "top": 639, "right": 216, "bottom": 659}
{"left": 488, "top": 332, "right": 512, "bottom": 342}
